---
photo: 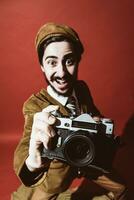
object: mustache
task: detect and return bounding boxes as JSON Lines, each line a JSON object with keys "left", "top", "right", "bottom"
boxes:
{"left": 50, "top": 74, "right": 72, "bottom": 82}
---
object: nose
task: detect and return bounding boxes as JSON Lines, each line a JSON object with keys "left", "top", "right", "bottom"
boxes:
{"left": 56, "top": 63, "right": 66, "bottom": 78}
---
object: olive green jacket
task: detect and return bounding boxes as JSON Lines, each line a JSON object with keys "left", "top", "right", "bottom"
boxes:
{"left": 13, "top": 81, "right": 101, "bottom": 198}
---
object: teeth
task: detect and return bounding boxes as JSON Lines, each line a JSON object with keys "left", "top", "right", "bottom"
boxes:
{"left": 56, "top": 79, "right": 66, "bottom": 85}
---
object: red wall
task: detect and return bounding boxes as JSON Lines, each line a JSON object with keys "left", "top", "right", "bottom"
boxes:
{"left": 1, "top": 0, "right": 134, "bottom": 135}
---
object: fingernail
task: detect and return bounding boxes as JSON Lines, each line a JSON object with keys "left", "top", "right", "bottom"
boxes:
{"left": 55, "top": 105, "right": 59, "bottom": 109}
{"left": 44, "top": 144, "right": 48, "bottom": 149}
{"left": 49, "top": 115, "right": 55, "bottom": 123}
{"left": 51, "top": 130, "right": 55, "bottom": 137}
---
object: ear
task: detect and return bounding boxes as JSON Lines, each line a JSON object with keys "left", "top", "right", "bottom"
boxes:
{"left": 41, "top": 65, "right": 45, "bottom": 72}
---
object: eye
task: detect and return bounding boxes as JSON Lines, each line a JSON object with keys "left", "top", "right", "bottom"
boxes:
{"left": 65, "top": 58, "right": 75, "bottom": 66}
{"left": 46, "top": 59, "right": 57, "bottom": 67}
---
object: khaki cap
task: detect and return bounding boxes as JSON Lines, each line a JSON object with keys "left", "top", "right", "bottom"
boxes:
{"left": 35, "top": 22, "right": 84, "bottom": 53}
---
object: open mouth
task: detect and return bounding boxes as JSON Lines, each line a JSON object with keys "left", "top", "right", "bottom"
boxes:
{"left": 55, "top": 78, "right": 69, "bottom": 89}
{"left": 56, "top": 79, "right": 67, "bottom": 85}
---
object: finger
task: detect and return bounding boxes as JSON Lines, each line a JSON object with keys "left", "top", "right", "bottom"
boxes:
{"left": 32, "top": 120, "right": 47, "bottom": 131}
{"left": 45, "top": 113, "right": 56, "bottom": 125}
{"left": 38, "top": 130, "right": 56, "bottom": 149}
{"left": 38, "top": 131, "right": 50, "bottom": 149}
{"left": 44, "top": 124, "right": 56, "bottom": 137}
{"left": 93, "top": 116, "right": 101, "bottom": 122}
{"left": 42, "top": 105, "right": 59, "bottom": 113}
{"left": 34, "top": 112, "right": 56, "bottom": 125}
{"left": 33, "top": 122, "right": 56, "bottom": 137}
{"left": 32, "top": 129, "right": 50, "bottom": 148}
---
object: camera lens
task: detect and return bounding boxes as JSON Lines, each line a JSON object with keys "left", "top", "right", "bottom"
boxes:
{"left": 63, "top": 131, "right": 95, "bottom": 167}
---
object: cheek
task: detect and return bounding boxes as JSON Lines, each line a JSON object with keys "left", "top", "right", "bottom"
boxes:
{"left": 43, "top": 68, "right": 55, "bottom": 80}
{"left": 67, "top": 66, "right": 77, "bottom": 75}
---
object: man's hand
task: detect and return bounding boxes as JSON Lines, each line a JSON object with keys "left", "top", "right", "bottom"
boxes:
{"left": 93, "top": 116, "right": 101, "bottom": 122}
{"left": 25, "top": 105, "right": 59, "bottom": 171}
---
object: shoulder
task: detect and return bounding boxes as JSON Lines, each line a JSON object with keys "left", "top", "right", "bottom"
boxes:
{"left": 23, "top": 88, "right": 50, "bottom": 115}
{"left": 75, "top": 80, "right": 90, "bottom": 90}
{"left": 75, "top": 80, "right": 91, "bottom": 98}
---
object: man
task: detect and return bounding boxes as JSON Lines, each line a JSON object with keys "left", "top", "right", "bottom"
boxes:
{"left": 12, "top": 22, "right": 128, "bottom": 200}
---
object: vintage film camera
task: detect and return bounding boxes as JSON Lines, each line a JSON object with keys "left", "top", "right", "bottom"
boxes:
{"left": 41, "top": 114, "right": 118, "bottom": 173}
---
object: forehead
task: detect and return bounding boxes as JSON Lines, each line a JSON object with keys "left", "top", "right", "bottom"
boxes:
{"left": 43, "top": 41, "right": 74, "bottom": 58}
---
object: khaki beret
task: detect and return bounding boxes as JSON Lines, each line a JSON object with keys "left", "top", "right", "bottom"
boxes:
{"left": 35, "top": 22, "right": 84, "bottom": 53}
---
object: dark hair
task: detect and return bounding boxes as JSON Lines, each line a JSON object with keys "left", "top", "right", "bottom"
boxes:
{"left": 37, "top": 36, "right": 84, "bottom": 65}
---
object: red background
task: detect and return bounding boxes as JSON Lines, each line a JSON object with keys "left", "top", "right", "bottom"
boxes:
{"left": 1, "top": 0, "right": 134, "bottom": 199}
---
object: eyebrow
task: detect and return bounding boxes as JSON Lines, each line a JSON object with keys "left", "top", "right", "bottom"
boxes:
{"left": 45, "top": 53, "right": 75, "bottom": 61}
{"left": 45, "top": 56, "right": 57, "bottom": 61}
{"left": 63, "top": 53, "right": 75, "bottom": 59}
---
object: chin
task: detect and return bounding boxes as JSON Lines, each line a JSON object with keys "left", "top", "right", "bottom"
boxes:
{"left": 58, "top": 90, "right": 69, "bottom": 95}
{"left": 52, "top": 86, "right": 73, "bottom": 97}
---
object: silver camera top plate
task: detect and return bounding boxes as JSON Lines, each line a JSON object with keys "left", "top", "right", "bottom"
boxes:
{"left": 56, "top": 114, "right": 98, "bottom": 133}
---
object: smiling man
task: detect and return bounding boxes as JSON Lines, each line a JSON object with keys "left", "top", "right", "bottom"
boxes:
{"left": 12, "top": 23, "right": 128, "bottom": 200}
{"left": 41, "top": 41, "right": 78, "bottom": 95}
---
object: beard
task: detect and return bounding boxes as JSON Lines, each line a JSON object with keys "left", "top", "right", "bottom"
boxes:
{"left": 44, "top": 71, "right": 78, "bottom": 97}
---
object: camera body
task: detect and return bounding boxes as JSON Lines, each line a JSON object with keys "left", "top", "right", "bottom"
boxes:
{"left": 41, "top": 114, "right": 117, "bottom": 172}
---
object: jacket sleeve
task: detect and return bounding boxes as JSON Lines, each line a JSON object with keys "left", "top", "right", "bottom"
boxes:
{"left": 13, "top": 96, "right": 50, "bottom": 187}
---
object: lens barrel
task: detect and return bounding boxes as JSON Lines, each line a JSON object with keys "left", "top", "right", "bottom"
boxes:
{"left": 63, "top": 131, "right": 95, "bottom": 167}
